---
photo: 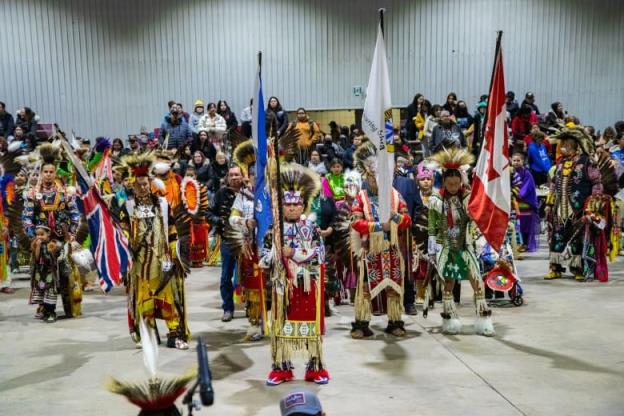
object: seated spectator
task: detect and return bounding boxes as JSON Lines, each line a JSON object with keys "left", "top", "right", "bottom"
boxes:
{"left": 610, "top": 131, "right": 624, "bottom": 168}
{"left": 511, "top": 105, "right": 537, "bottom": 151}
{"left": 423, "top": 104, "right": 442, "bottom": 157}
{"left": 429, "top": 110, "right": 465, "bottom": 153}
{"left": 240, "top": 99, "right": 253, "bottom": 138}
{"left": 279, "top": 389, "right": 325, "bottom": 416}
{"left": 505, "top": 91, "right": 520, "bottom": 119}
{"left": 442, "top": 92, "right": 458, "bottom": 115}
{"left": 207, "top": 151, "right": 229, "bottom": 195}
{"left": 527, "top": 130, "right": 551, "bottom": 186}
{"left": 318, "top": 134, "right": 344, "bottom": 165}
{"left": 307, "top": 149, "right": 327, "bottom": 175}
{"left": 0, "top": 101, "right": 14, "bottom": 137}
{"left": 405, "top": 93, "right": 424, "bottom": 141}
{"left": 160, "top": 102, "right": 193, "bottom": 151}
{"left": 521, "top": 92, "right": 540, "bottom": 115}
{"left": 545, "top": 101, "right": 566, "bottom": 128}
{"left": 15, "top": 107, "right": 38, "bottom": 139}
{"left": 111, "top": 138, "right": 128, "bottom": 158}
{"left": 217, "top": 100, "right": 238, "bottom": 130}
{"left": 191, "top": 130, "right": 217, "bottom": 163}
{"left": 188, "top": 150, "right": 211, "bottom": 184}
{"left": 342, "top": 134, "right": 363, "bottom": 169}
{"left": 127, "top": 135, "right": 142, "bottom": 155}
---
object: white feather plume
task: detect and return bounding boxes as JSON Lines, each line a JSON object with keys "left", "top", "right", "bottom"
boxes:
{"left": 139, "top": 317, "right": 159, "bottom": 378}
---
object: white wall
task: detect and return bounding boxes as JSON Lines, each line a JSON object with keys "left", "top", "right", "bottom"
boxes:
{"left": 1, "top": 0, "right": 622, "bottom": 138}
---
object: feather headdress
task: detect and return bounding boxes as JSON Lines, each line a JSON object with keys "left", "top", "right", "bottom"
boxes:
{"left": 38, "top": 142, "right": 62, "bottom": 166}
{"left": 122, "top": 152, "right": 156, "bottom": 179}
{"left": 550, "top": 125, "right": 594, "bottom": 156}
{"left": 106, "top": 318, "right": 195, "bottom": 413}
{"left": 353, "top": 139, "right": 376, "bottom": 176}
{"left": 426, "top": 147, "right": 475, "bottom": 173}
{"left": 232, "top": 139, "right": 256, "bottom": 178}
{"left": 280, "top": 163, "right": 321, "bottom": 213}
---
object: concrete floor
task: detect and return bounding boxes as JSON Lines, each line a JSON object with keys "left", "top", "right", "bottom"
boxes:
{"left": 1, "top": 247, "right": 624, "bottom": 416}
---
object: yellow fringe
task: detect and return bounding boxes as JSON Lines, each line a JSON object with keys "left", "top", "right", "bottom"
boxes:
{"left": 245, "top": 289, "right": 262, "bottom": 325}
{"left": 273, "top": 337, "right": 323, "bottom": 369}
{"left": 369, "top": 231, "right": 385, "bottom": 255}
{"left": 386, "top": 290, "right": 403, "bottom": 321}
{"left": 354, "top": 259, "right": 372, "bottom": 321}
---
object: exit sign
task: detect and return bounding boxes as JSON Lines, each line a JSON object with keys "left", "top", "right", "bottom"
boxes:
{"left": 353, "top": 86, "right": 363, "bottom": 96}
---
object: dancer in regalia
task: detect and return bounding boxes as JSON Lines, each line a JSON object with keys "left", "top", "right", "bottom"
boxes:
{"left": 260, "top": 163, "right": 330, "bottom": 386}
{"left": 427, "top": 147, "right": 495, "bottom": 336}
{"left": 122, "top": 152, "right": 190, "bottom": 349}
{"left": 349, "top": 141, "right": 411, "bottom": 339}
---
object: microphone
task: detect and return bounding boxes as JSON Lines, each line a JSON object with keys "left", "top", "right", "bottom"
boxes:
{"left": 197, "top": 337, "right": 214, "bottom": 406}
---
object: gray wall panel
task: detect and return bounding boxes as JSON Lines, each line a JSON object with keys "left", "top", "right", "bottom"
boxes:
{"left": 0, "top": 0, "right": 622, "bottom": 138}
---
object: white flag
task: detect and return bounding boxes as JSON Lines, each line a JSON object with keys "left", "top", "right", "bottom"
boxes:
{"left": 362, "top": 21, "right": 394, "bottom": 222}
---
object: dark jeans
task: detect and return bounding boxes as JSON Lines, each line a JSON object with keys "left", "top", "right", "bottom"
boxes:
{"left": 403, "top": 275, "right": 415, "bottom": 308}
{"left": 220, "top": 242, "right": 236, "bottom": 313}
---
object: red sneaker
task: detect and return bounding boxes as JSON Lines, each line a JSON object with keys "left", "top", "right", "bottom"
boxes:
{"left": 266, "top": 369, "right": 294, "bottom": 386}
{"left": 304, "top": 368, "right": 330, "bottom": 385}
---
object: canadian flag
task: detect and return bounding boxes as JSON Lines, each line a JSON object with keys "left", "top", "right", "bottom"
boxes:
{"left": 468, "top": 34, "right": 511, "bottom": 252}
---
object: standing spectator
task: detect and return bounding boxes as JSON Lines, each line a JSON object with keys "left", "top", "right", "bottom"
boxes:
{"left": 545, "top": 101, "right": 566, "bottom": 128}
{"left": 177, "top": 102, "right": 190, "bottom": 123}
{"left": 217, "top": 100, "right": 238, "bottom": 131}
{"left": 405, "top": 93, "right": 424, "bottom": 141}
{"left": 111, "top": 138, "right": 128, "bottom": 158}
{"left": 429, "top": 110, "right": 465, "bottom": 153}
{"left": 0, "top": 102, "right": 14, "bottom": 137}
{"left": 289, "top": 107, "right": 321, "bottom": 163}
{"left": 240, "top": 99, "right": 253, "bottom": 138}
{"left": 505, "top": 91, "right": 520, "bottom": 118}
{"left": 191, "top": 130, "right": 217, "bottom": 163}
{"left": 189, "top": 99, "right": 205, "bottom": 134}
{"left": 307, "top": 149, "right": 327, "bottom": 175}
{"left": 206, "top": 166, "right": 242, "bottom": 322}
{"left": 521, "top": 92, "right": 540, "bottom": 115}
{"left": 198, "top": 103, "right": 227, "bottom": 150}
{"left": 527, "top": 130, "right": 551, "bottom": 186}
{"left": 393, "top": 168, "right": 423, "bottom": 316}
{"left": 265, "top": 96, "right": 288, "bottom": 137}
{"left": 159, "top": 102, "right": 193, "bottom": 151}
{"left": 442, "top": 92, "right": 458, "bottom": 115}
{"left": 318, "top": 134, "right": 343, "bottom": 165}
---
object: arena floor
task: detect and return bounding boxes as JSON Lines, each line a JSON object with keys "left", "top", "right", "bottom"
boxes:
{"left": 1, "top": 245, "right": 623, "bottom": 416}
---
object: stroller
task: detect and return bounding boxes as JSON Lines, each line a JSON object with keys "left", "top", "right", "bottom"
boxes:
{"left": 476, "top": 236, "right": 524, "bottom": 307}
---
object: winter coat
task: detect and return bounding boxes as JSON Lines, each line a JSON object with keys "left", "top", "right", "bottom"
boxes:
{"left": 191, "top": 138, "right": 217, "bottom": 163}
{"left": 190, "top": 159, "right": 211, "bottom": 184}
{"left": 197, "top": 113, "right": 226, "bottom": 134}
{"left": 207, "top": 162, "right": 229, "bottom": 193}
{"left": 0, "top": 112, "right": 15, "bottom": 137}
{"left": 219, "top": 111, "right": 238, "bottom": 130}
{"left": 266, "top": 109, "right": 288, "bottom": 137}
{"left": 430, "top": 123, "right": 466, "bottom": 153}
{"left": 159, "top": 115, "right": 193, "bottom": 150}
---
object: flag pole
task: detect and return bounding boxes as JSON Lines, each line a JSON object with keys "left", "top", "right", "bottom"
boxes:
{"left": 379, "top": 8, "right": 385, "bottom": 36}
{"left": 481, "top": 31, "right": 503, "bottom": 141}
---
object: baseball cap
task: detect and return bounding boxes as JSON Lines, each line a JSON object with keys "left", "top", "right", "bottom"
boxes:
{"left": 280, "top": 390, "right": 322, "bottom": 416}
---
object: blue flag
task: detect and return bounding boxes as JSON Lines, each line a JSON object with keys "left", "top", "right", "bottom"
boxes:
{"left": 253, "top": 60, "right": 272, "bottom": 248}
